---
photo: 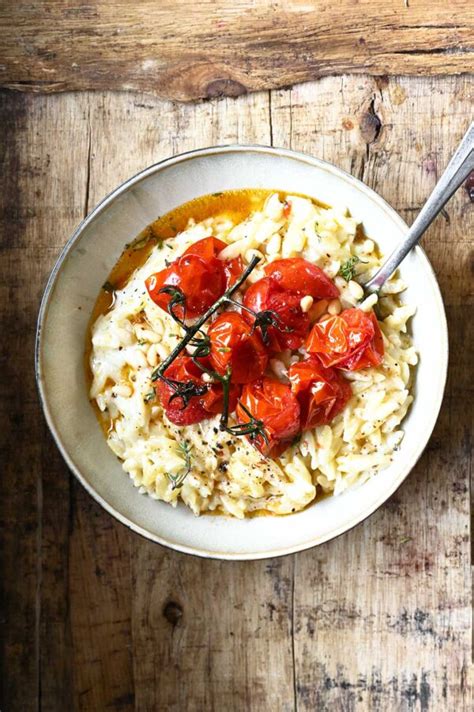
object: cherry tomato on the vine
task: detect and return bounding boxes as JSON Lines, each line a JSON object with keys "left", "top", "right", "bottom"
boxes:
{"left": 146, "top": 237, "right": 245, "bottom": 318}
{"left": 182, "top": 236, "right": 227, "bottom": 260}
{"left": 208, "top": 311, "right": 269, "bottom": 384}
{"left": 156, "top": 355, "right": 239, "bottom": 425}
{"left": 288, "top": 357, "right": 352, "bottom": 429}
{"left": 145, "top": 252, "right": 226, "bottom": 318}
{"left": 236, "top": 378, "right": 301, "bottom": 456}
{"left": 243, "top": 276, "right": 310, "bottom": 351}
{"left": 182, "top": 237, "right": 243, "bottom": 288}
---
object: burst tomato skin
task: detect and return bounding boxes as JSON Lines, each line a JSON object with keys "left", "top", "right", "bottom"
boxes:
{"left": 306, "top": 308, "right": 384, "bottom": 370}
{"left": 201, "top": 379, "right": 240, "bottom": 415}
{"left": 146, "top": 237, "right": 244, "bottom": 318}
{"left": 145, "top": 253, "right": 226, "bottom": 318}
{"left": 145, "top": 264, "right": 179, "bottom": 312}
{"left": 242, "top": 277, "right": 310, "bottom": 351}
{"left": 182, "top": 236, "right": 227, "bottom": 260}
{"left": 183, "top": 236, "right": 243, "bottom": 288}
{"left": 237, "top": 378, "right": 301, "bottom": 456}
{"left": 208, "top": 312, "right": 269, "bottom": 384}
{"left": 264, "top": 258, "right": 339, "bottom": 300}
{"left": 157, "top": 356, "right": 209, "bottom": 425}
{"left": 288, "top": 357, "right": 352, "bottom": 429}
{"left": 223, "top": 255, "right": 244, "bottom": 289}
{"left": 156, "top": 355, "right": 239, "bottom": 425}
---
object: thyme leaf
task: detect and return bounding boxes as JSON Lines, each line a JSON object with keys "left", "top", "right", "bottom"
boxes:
{"left": 338, "top": 256, "right": 361, "bottom": 282}
{"left": 144, "top": 389, "right": 155, "bottom": 404}
{"left": 125, "top": 228, "right": 155, "bottom": 251}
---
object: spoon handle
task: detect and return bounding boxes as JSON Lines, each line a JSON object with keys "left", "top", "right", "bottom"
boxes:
{"left": 364, "top": 122, "right": 474, "bottom": 294}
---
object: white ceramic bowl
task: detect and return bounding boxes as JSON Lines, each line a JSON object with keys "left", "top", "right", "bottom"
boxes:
{"left": 36, "top": 146, "right": 448, "bottom": 560}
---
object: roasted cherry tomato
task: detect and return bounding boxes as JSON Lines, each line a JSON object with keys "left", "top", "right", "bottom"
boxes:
{"left": 156, "top": 356, "right": 209, "bottom": 425}
{"left": 145, "top": 264, "right": 179, "bottom": 313}
{"left": 242, "top": 276, "right": 310, "bottom": 351}
{"left": 146, "top": 252, "right": 226, "bottom": 319}
{"left": 236, "top": 378, "right": 301, "bottom": 456}
{"left": 223, "top": 255, "right": 244, "bottom": 289}
{"left": 208, "top": 311, "right": 269, "bottom": 384}
{"left": 201, "top": 379, "right": 240, "bottom": 415}
{"left": 288, "top": 357, "right": 352, "bottom": 429}
{"left": 182, "top": 236, "right": 227, "bottom": 260}
{"left": 306, "top": 308, "right": 384, "bottom": 370}
{"left": 156, "top": 355, "right": 239, "bottom": 425}
{"left": 264, "top": 258, "right": 339, "bottom": 299}
{"left": 146, "top": 237, "right": 244, "bottom": 318}
{"left": 183, "top": 236, "right": 244, "bottom": 289}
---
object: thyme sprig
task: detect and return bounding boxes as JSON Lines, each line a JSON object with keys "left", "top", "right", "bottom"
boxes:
{"left": 150, "top": 254, "right": 280, "bottom": 446}
{"left": 166, "top": 441, "right": 193, "bottom": 490}
{"left": 151, "top": 255, "right": 261, "bottom": 384}
{"left": 224, "top": 401, "right": 269, "bottom": 446}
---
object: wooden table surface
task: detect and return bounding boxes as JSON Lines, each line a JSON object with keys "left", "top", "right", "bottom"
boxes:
{"left": 1, "top": 3, "right": 473, "bottom": 711}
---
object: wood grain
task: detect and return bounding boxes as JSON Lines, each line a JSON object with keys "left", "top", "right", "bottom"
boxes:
{"left": 1, "top": 77, "right": 473, "bottom": 710}
{"left": 271, "top": 76, "right": 474, "bottom": 710}
{"left": 0, "top": 1, "right": 473, "bottom": 101}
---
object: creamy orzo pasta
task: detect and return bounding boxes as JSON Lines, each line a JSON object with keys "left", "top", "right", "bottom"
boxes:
{"left": 88, "top": 190, "right": 417, "bottom": 518}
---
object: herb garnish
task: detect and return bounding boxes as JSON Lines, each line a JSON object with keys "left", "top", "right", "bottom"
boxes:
{"left": 167, "top": 441, "right": 193, "bottom": 489}
{"left": 151, "top": 255, "right": 281, "bottom": 445}
{"left": 161, "top": 285, "right": 188, "bottom": 327}
{"left": 151, "top": 256, "right": 261, "bottom": 385}
{"left": 144, "top": 389, "right": 155, "bottom": 403}
{"left": 338, "top": 256, "right": 361, "bottom": 282}
{"left": 125, "top": 228, "right": 155, "bottom": 251}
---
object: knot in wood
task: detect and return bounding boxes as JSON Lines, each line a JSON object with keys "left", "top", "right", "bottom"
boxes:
{"left": 206, "top": 78, "right": 247, "bottom": 99}
{"left": 359, "top": 99, "right": 382, "bottom": 145}
{"left": 163, "top": 601, "right": 183, "bottom": 626}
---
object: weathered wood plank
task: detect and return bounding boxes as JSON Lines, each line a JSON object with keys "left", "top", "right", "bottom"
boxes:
{"left": 0, "top": 1, "right": 473, "bottom": 101}
{"left": 1, "top": 76, "right": 472, "bottom": 711}
{"left": 0, "top": 92, "right": 90, "bottom": 711}
{"left": 69, "top": 485, "right": 135, "bottom": 711}
{"left": 271, "top": 75, "right": 473, "bottom": 711}
{"left": 82, "top": 88, "right": 297, "bottom": 711}
{"left": 0, "top": 91, "right": 137, "bottom": 712}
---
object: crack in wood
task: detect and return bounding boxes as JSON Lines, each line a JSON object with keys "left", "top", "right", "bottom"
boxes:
{"left": 83, "top": 103, "right": 92, "bottom": 218}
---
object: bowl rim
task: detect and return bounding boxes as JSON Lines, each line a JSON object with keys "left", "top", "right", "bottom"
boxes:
{"left": 35, "top": 144, "right": 449, "bottom": 560}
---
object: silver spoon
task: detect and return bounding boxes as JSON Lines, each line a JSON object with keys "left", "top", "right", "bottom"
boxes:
{"left": 363, "top": 122, "right": 474, "bottom": 296}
